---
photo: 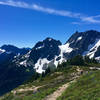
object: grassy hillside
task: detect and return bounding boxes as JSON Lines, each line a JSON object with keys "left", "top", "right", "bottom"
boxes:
{"left": 0, "top": 65, "right": 89, "bottom": 100}
{"left": 57, "top": 70, "right": 100, "bottom": 100}
{"left": 0, "top": 55, "right": 100, "bottom": 100}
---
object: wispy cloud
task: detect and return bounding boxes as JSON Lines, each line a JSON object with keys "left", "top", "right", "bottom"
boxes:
{"left": 0, "top": 0, "right": 100, "bottom": 24}
{"left": 71, "top": 22, "right": 82, "bottom": 25}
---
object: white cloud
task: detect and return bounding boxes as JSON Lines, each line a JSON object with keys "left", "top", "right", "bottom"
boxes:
{"left": 80, "top": 16, "right": 100, "bottom": 23}
{"left": 0, "top": 0, "right": 100, "bottom": 24}
{"left": 71, "top": 22, "right": 81, "bottom": 25}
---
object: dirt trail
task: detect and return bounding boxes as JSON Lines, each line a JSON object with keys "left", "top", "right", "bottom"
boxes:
{"left": 12, "top": 67, "right": 84, "bottom": 99}
{"left": 90, "top": 67, "right": 100, "bottom": 70}
{"left": 43, "top": 67, "right": 83, "bottom": 100}
{"left": 43, "top": 80, "right": 75, "bottom": 100}
{"left": 11, "top": 85, "right": 42, "bottom": 95}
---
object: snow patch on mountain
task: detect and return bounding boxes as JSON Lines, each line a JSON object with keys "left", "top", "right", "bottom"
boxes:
{"left": 54, "top": 56, "right": 59, "bottom": 67}
{"left": 19, "top": 60, "right": 27, "bottom": 66}
{"left": 95, "top": 56, "right": 100, "bottom": 60}
{"left": 95, "top": 56, "right": 100, "bottom": 63}
{"left": 14, "top": 53, "right": 20, "bottom": 59}
{"left": 24, "top": 50, "right": 31, "bottom": 58}
{"left": 57, "top": 43, "right": 73, "bottom": 64}
{"left": 59, "top": 43, "right": 73, "bottom": 53}
{"left": 35, "top": 58, "right": 51, "bottom": 73}
{"left": 36, "top": 45, "right": 44, "bottom": 50}
{"left": 77, "top": 36, "right": 82, "bottom": 41}
{"left": 54, "top": 55, "right": 66, "bottom": 67}
{"left": 0, "top": 48, "right": 5, "bottom": 54}
{"left": 49, "top": 38, "right": 52, "bottom": 41}
{"left": 52, "top": 43, "right": 73, "bottom": 67}
{"left": 83, "top": 39, "right": 100, "bottom": 58}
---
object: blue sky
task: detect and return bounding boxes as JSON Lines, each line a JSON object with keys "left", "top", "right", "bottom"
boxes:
{"left": 0, "top": 0, "right": 100, "bottom": 48}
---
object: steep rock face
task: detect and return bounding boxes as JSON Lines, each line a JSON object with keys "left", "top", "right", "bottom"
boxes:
{"left": 66, "top": 30, "right": 100, "bottom": 58}
{"left": 28, "top": 38, "right": 62, "bottom": 73}
{"left": 29, "top": 38, "right": 62, "bottom": 63}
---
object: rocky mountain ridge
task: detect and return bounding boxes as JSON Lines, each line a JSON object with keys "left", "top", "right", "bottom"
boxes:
{"left": 14, "top": 30, "right": 100, "bottom": 73}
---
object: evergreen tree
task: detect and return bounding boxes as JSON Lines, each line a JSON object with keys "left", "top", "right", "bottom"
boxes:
{"left": 41, "top": 72, "right": 45, "bottom": 77}
{"left": 84, "top": 56, "right": 92, "bottom": 63}
{"left": 45, "top": 67, "right": 51, "bottom": 75}
{"left": 70, "top": 55, "right": 84, "bottom": 66}
{"left": 91, "top": 58, "right": 98, "bottom": 64}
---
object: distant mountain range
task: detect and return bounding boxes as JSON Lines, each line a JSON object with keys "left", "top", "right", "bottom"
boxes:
{"left": 0, "top": 30, "right": 100, "bottom": 95}
{"left": 0, "top": 44, "right": 30, "bottom": 64}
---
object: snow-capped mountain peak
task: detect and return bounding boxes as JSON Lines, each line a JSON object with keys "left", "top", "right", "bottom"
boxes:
{"left": 11, "top": 30, "right": 100, "bottom": 73}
